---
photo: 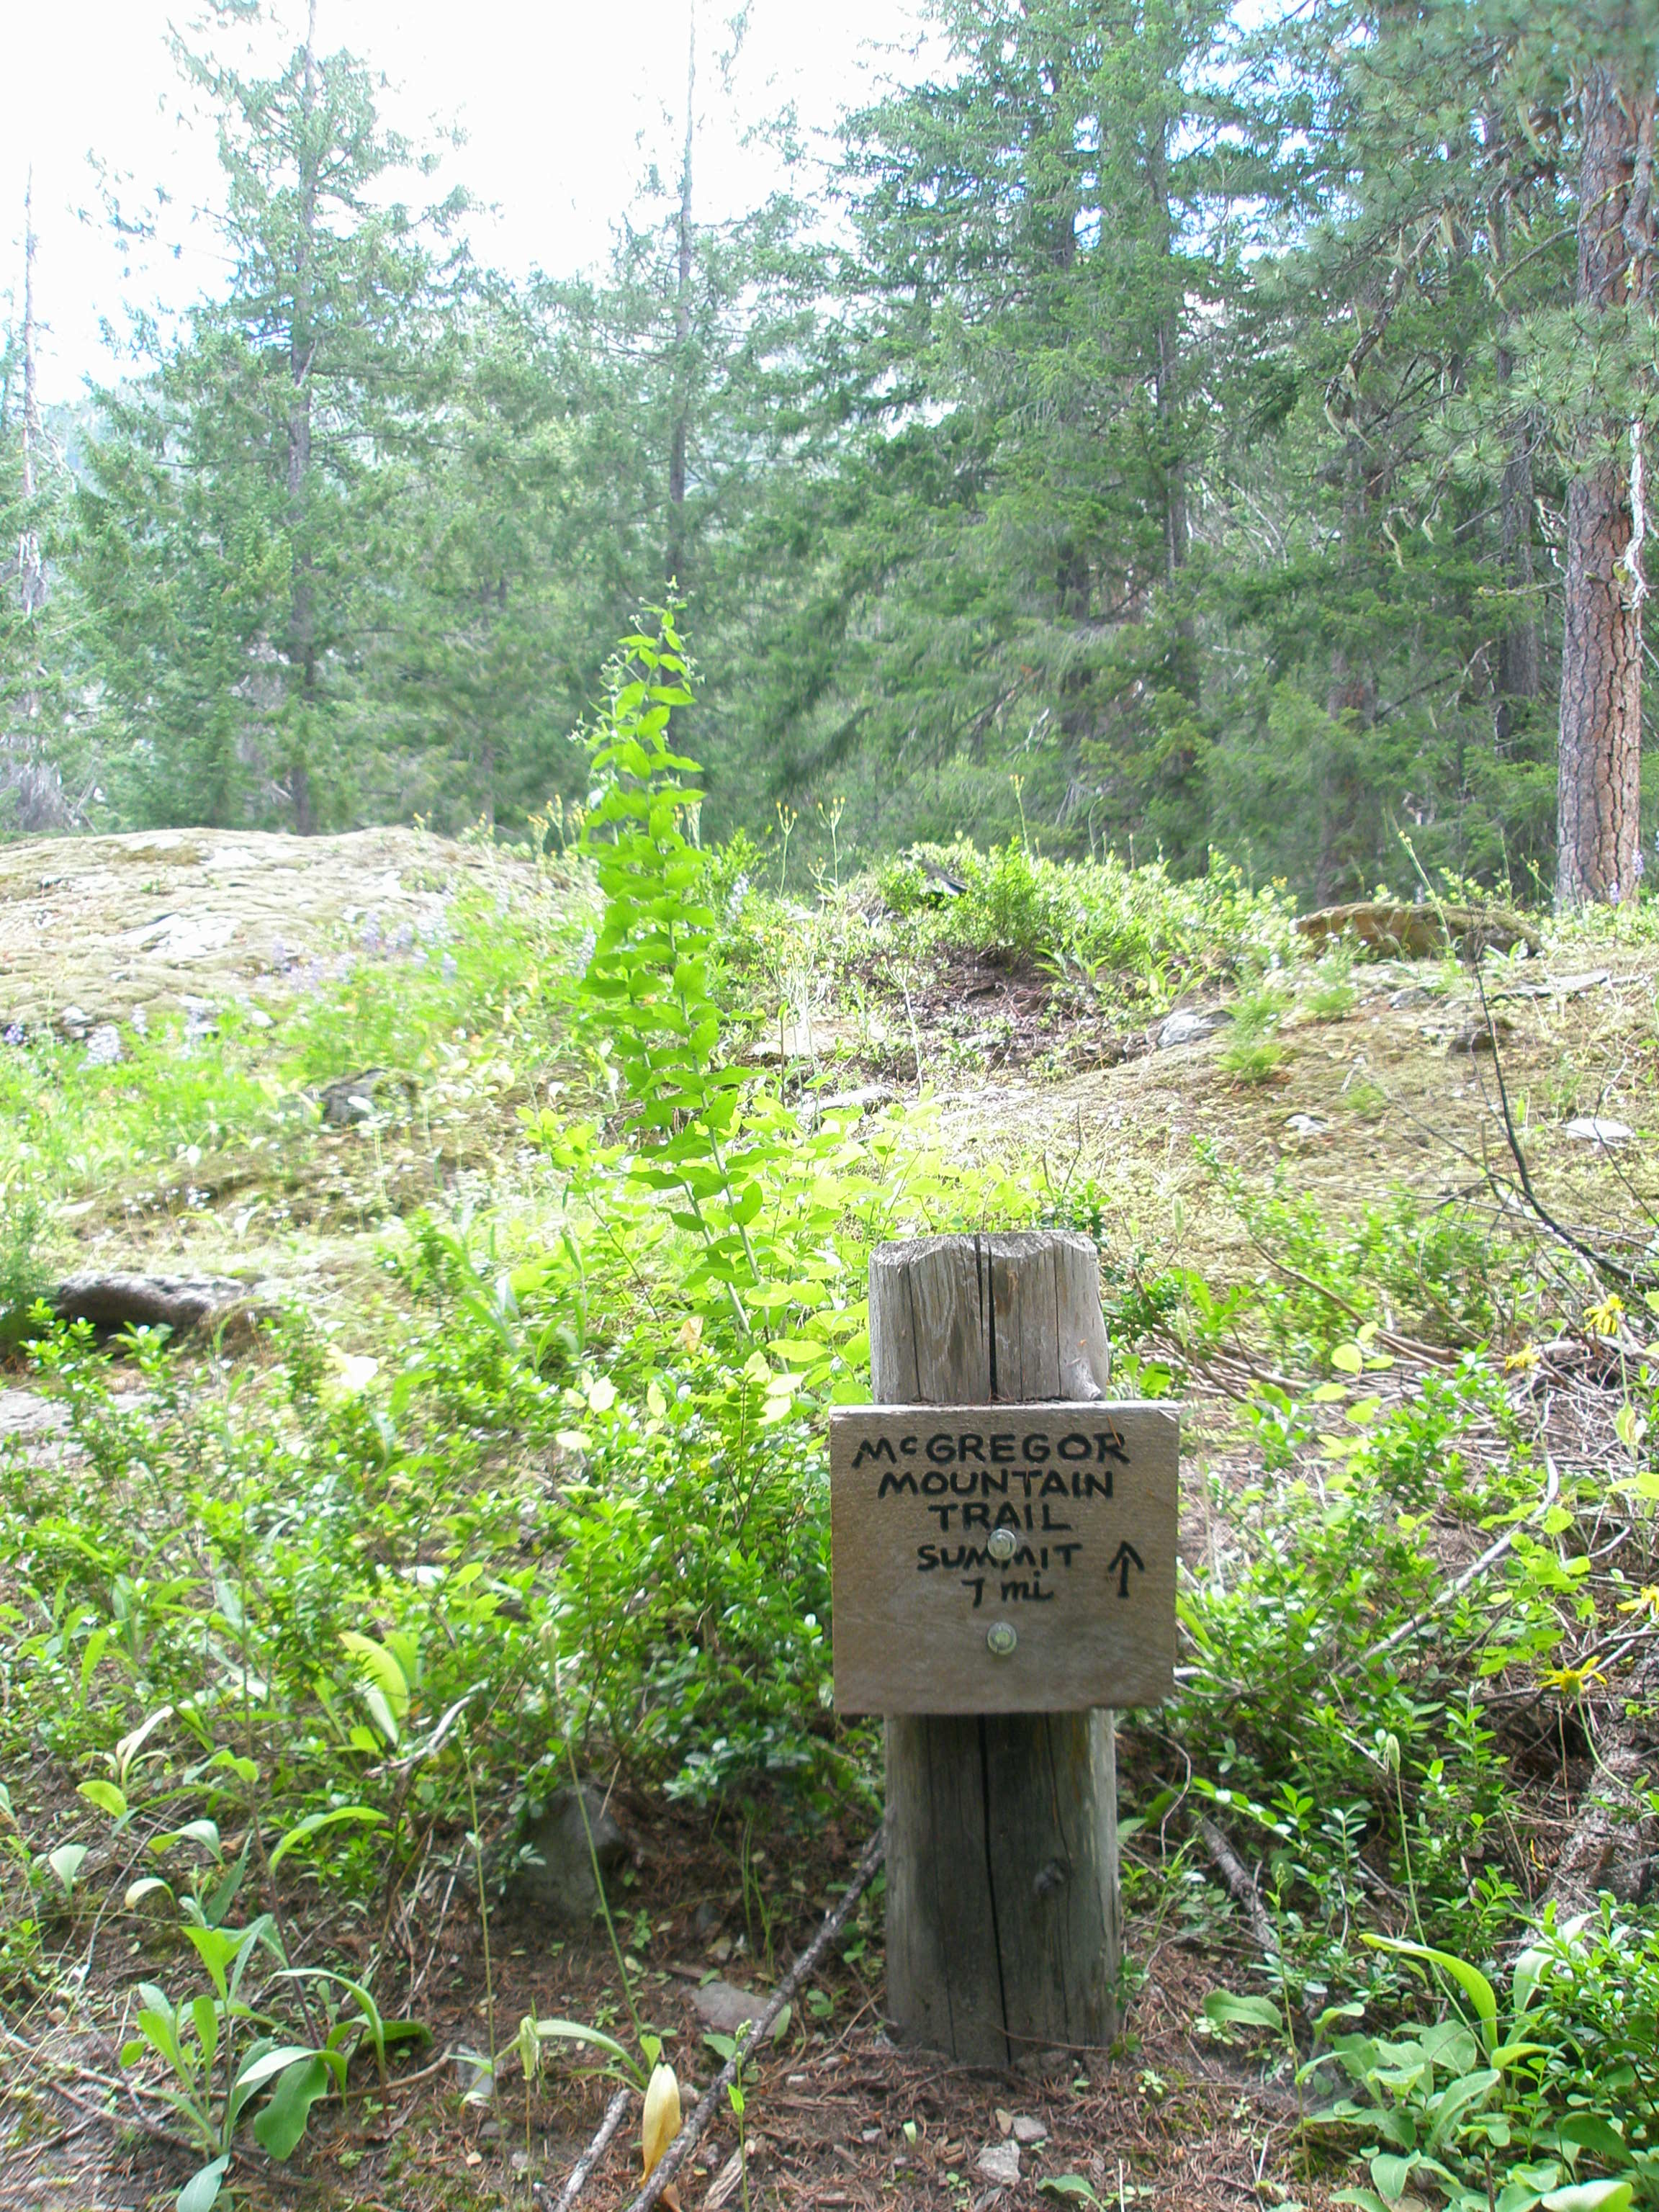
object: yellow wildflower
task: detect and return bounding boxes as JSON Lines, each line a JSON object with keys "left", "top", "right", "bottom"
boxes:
{"left": 642, "top": 2062, "right": 682, "bottom": 2210}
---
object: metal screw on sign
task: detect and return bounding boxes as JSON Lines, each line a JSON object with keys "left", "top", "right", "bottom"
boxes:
{"left": 986, "top": 1528, "right": 1017, "bottom": 1563}
{"left": 986, "top": 1622, "right": 1018, "bottom": 1658}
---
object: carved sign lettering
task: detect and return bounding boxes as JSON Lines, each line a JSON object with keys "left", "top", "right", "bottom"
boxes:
{"left": 830, "top": 1401, "right": 1178, "bottom": 1714}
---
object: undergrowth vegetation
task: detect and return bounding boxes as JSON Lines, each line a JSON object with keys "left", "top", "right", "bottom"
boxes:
{"left": 3, "top": 617, "right": 1658, "bottom": 2211}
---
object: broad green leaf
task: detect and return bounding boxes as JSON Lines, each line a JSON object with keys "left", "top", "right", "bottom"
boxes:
{"left": 176, "top": 2155, "right": 230, "bottom": 2212}
{"left": 78, "top": 1779, "right": 128, "bottom": 1820}
{"left": 189, "top": 1995, "right": 218, "bottom": 2066}
{"left": 1556, "top": 2115, "right": 1628, "bottom": 2163}
{"left": 1542, "top": 2186, "right": 1635, "bottom": 2211}
{"left": 268, "top": 1806, "right": 386, "bottom": 1871}
{"left": 531, "top": 2018, "right": 639, "bottom": 2077}
{"left": 1362, "top": 1936, "right": 1497, "bottom": 2043}
{"left": 1424, "top": 2069, "right": 1498, "bottom": 2151}
{"left": 171, "top": 1820, "right": 222, "bottom": 1857}
{"left": 339, "top": 1633, "right": 410, "bottom": 1732}
{"left": 233, "top": 2043, "right": 322, "bottom": 2098}
{"left": 1371, "top": 2149, "right": 1418, "bottom": 2200}
{"left": 46, "top": 1843, "right": 88, "bottom": 1894}
{"left": 1202, "top": 1990, "right": 1282, "bottom": 2031}
{"left": 253, "top": 2054, "right": 331, "bottom": 2159}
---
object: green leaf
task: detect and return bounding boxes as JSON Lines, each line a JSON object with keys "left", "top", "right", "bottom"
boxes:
{"left": 1371, "top": 2150, "right": 1419, "bottom": 2201}
{"left": 1542, "top": 2186, "right": 1635, "bottom": 2211}
{"left": 1202, "top": 1990, "right": 1282, "bottom": 2031}
{"left": 339, "top": 1632, "right": 410, "bottom": 1739}
{"left": 1362, "top": 1936, "right": 1498, "bottom": 2044}
{"left": 176, "top": 2155, "right": 230, "bottom": 2212}
{"left": 268, "top": 1806, "right": 386, "bottom": 1871}
{"left": 171, "top": 1819, "right": 222, "bottom": 1858}
{"left": 78, "top": 1779, "right": 128, "bottom": 1821}
{"left": 1556, "top": 2115, "right": 1628, "bottom": 2164}
{"left": 1039, "top": 2182, "right": 1105, "bottom": 2204}
{"left": 233, "top": 2043, "right": 323, "bottom": 2099}
{"left": 189, "top": 1995, "right": 218, "bottom": 2067}
{"left": 46, "top": 1843, "right": 88, "bottom": 1895}
{"left": 531, "top": 2018, "right": 641, "bottom": 2080}
{"left": 252, "top": 2054, "right": 331, "bottom": 2159}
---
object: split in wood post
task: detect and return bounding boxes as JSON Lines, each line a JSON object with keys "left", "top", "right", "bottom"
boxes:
{"left": 850, "top": 1230, "right": 1177, "bottom": 2067}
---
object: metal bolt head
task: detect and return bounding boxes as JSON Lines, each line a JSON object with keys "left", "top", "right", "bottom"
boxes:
{"left": 986, "top": 1527, "right": 1017, "bottom": 1563}
{"left": 986, "top": 1621, "right": 1018, "bottom": 1658}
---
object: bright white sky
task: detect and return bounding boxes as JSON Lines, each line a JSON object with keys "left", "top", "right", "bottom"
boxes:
{"left": 6, "top": 0, "right": 930, "bottom": 404}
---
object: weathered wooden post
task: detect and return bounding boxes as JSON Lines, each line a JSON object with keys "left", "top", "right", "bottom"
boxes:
{"left": 830, "top": 1231, "right": 1177, "bottom": 2068}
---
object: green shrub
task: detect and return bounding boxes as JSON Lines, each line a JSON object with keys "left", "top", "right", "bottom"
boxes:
{"left": 0, "top": 1184, "right": 48, "bottom": 1349}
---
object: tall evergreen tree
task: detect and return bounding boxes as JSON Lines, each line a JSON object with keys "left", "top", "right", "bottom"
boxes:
{"left": 79, "top": 0, "right": 467, "bottom": 830}
{"left": 1, "top": 179, "right": 87, "bottom": 837}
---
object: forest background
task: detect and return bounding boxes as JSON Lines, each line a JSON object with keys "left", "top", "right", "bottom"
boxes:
{"left": 2, "top": 0, "right": 1657, "bottom": 909}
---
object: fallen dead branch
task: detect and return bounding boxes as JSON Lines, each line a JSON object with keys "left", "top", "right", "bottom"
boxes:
{"left": 613, "top": 1823, "right": 887, "bottom": 2212}
{"left": 1474, "top": 967, "right": 1655, "bottom": 1292}
{"left": 1336, "top": 1454, "right": 1563, "bottom": 1679}
{"left": 50, "top": 1271, "right": 258, "bottom": 1336}
{"left": 541, "top": 2085, "right": 632, "bottom": 2212}
{"left": 1197, "top": 1816, "right": 1277, "bottom": 1960}
{"left": 1542, "top": 1640, "right": 1659, "bottom": 1917}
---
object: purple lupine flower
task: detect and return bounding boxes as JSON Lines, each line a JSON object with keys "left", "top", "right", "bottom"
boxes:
{"left": 360, "top": 912, "right": 382, "bottom": 952}
{"left": 2, "top": 1022, "right": 24, "bottom": 1047}
{"left": 441, "top": 953, "right": 458, "bottom": 981}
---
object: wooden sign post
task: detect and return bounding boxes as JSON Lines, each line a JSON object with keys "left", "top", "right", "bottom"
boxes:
{"left": 831, "top": 1231, "right": 1178, "bottom": 2068}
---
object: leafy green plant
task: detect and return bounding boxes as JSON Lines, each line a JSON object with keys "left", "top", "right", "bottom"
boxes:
{"left": 1307, "top": 943, "right": 1359, "bottom": 1020}
{"left": 1310, "top": 1925, "right": 1655, "bottom": 2211}
{"left": 1220, "top": 984, "right": 1290, "bottom": 1084}
{"left": 120, "top": 1918, "right": 302, "bottom": 2210}
{"left": 0, "top": 1180, "right": 49, "bottom": 1350}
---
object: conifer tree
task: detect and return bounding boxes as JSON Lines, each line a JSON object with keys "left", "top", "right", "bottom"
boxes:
{"left": 78, "top": 0, "right": 467, "bottom": 830}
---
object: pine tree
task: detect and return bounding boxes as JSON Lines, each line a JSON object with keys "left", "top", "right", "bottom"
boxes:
{"left": 78, "top": 0, "right": 467, "bottom": 831}
{"left": 0, "top": 178, "right": 88, "bottom": 838}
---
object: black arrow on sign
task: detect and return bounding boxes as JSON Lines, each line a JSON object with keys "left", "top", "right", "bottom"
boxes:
{"left": 1107, "top": 1541, "right": 1145, "bottom": 1599}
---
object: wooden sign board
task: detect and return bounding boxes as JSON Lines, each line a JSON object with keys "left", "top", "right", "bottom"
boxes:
{"left": 830, "top": 1401, "right": 1178, "bottom": 1715}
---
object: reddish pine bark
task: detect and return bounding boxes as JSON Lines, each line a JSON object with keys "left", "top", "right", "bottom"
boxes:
{"left": 1555, "top": 60, "right": 1655, "bottom": 909}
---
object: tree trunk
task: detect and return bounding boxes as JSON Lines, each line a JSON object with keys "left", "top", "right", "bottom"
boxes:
{"left": 1316, "top": 434, "right": 1377, "bottom": 905}
{"left": 1490, "top": 163, "right": 1540, "bottom": 752}
{"left": 1555, "top": 60, "right": 1655, "bottom": 909}
{"left": 287, "top": 0, "right": 321, "bottom": 837}
{"left": 18, "top": 171, "right": 45, "bottom": 628}
{"left": 666, "top": 0, "right": 696, "bottom": 590}
{"left": 873, "top": 1231, "right": 1121, "bottom": 2067}
{"left": 1146, "top": 112, "right": 1191, "bottom": 618}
